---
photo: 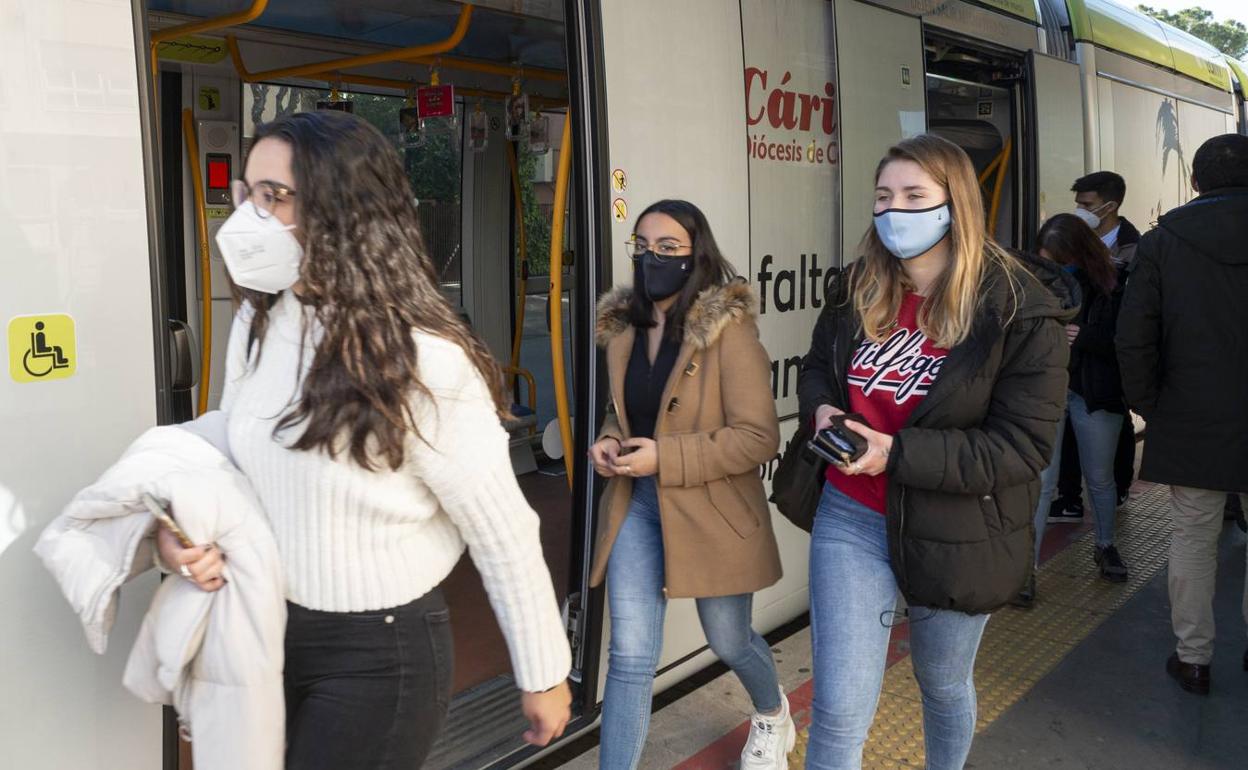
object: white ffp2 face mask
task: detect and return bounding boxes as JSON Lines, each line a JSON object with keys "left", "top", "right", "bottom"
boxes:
{"left": 214, "top": 202, "right": 303, "bottom": 294}
{"left": 1073, "top": 201, "right": 1112, "bottom": 231}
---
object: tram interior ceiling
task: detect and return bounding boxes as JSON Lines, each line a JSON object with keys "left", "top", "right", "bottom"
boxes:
{"left": 146, "top": 2, "right": 580, "bottom": 767}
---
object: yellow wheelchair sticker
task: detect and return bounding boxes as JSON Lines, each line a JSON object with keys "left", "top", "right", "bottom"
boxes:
{"left": 8, "top": 314, "right": 76, "bottom": 383}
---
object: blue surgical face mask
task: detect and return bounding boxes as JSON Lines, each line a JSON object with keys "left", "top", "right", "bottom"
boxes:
{"left": 873, "top": 203, "right": 952, "bottom": 260}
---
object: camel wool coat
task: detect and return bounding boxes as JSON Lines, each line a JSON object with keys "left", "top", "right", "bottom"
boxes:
{"left": 590, "top": 279, "right": 783, "bottom": 598}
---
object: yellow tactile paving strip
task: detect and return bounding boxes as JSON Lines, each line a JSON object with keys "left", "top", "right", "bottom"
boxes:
{"left": 790, "top": 484, "right": 1173, "bottom": 768}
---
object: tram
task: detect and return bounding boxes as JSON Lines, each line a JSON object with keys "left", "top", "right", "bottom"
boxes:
{"left": 2, "top": 1, "right": 1244, "bottom": 768}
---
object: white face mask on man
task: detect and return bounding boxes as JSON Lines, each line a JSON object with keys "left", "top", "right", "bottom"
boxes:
{"left": 1073, "top": 202, "right": 1112, "bottom": 231}
{"left": 214, "top": 201, "right": 304, "bottom": 294}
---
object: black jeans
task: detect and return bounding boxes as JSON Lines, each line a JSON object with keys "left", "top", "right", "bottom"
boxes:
{"left": 284, "top": 589, "right": 454, "bottom": 770}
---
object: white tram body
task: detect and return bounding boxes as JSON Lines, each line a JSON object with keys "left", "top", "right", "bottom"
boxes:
{"left": 1, "top": 1, "right": 1243, "bottom": 767}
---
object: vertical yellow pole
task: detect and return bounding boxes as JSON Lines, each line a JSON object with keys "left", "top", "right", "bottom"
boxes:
{"left": 548, "top": 112, "right": 574, "bottom": 486}
{"left": 988, "top": 136, "right": 1013, "bottom": 233}
{"left": 182, "top": 109, "right": 213, "bottom": 416}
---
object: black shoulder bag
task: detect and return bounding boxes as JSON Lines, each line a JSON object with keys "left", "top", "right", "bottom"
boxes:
{"left": 769, "top": 421, "right": 827, "bottom": 533}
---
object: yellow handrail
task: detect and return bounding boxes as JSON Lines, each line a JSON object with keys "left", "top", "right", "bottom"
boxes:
{"left": 502, "top": 366, "right": 538, "bottom": 436}
{"left": 181, "top": 109, "right": 213, "bottom": 416}
{"left": 404, "top": 53, "right": 565, "bottom": 83}
{"left": 150, "top": 0, "right": 269, "bottom": 79}
{"left": 235, "top": 4, "right": 473, "bottom": 83}
{"left": 987, "top": 136, "right": 1013, "bottom": 231}
{"left": 549, "top": 111, "right": 574, "bottom": 486}
{"left": 977, "top": 151, "right": 1003, "bottom": 187}
{"left": 225, "top": 38, "right": 567, "bottom": 108}
{"left": 505, "top": 141, "right": 528, "bottom": 378}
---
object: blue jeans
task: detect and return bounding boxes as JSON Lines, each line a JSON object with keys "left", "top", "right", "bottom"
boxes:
{"left": 1033, "top": 390, "right": 1124, "bottom": 561}
{"left": 600, "top": 477, "right": 782, "bottom": 770}
{"left": 808, "top": 485, "right": 989, "bottom": 770}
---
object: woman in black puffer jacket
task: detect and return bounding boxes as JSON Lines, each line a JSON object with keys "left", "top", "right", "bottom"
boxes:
{"left": 1023, "top": 213, "right": 1131, "bottom": 605}
{"left": 795, "top": 135, "right": 1073, "bottom": 770}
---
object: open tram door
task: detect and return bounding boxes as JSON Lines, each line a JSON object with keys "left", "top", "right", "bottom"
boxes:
{"left": 1022, "top": 51, "right": 1087, "bottom": 243}
{"left": 923, "top": 32, "right": 1025, "bottom": 249}
{"left": 145, "top": 1, "right": 607, "bottom": 767}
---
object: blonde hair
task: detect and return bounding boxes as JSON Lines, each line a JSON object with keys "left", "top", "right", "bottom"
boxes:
{"left": 851, "top": 134, "right": 1018, "bottom": 349}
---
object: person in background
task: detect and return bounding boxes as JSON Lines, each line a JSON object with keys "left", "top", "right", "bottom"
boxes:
{"left": 1050, "top": 171, "right": 1141, "bottom": 525}
{"left": 588, "top": 200, "right": 793, "bottom": 770}
{"left": 157, "top": 110, "right": 572, "bottom": 768}
{"left": 1117, "top": 134, "right": 1248, "bottom": 697}
{"left": 1017, "top": 214, "right": 1130, "bottom": 607}
{"left": 796, "top": 134, "right": 1072, "bottom": 769}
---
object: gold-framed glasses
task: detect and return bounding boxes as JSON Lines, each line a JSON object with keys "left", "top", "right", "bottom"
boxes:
{"left": 625, "top": 238, "right": 692, "bottom": 262}
{"left": 230, "top": 179, "right": 297, "bottom": 220}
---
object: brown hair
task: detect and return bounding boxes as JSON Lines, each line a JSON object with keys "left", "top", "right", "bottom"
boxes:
{"left": 1037, "top": 213, "right": 1117, "bottom": 296}
{"left": 851, "top": 134, "right": 1019, "bottom": 348}
{"left": 238, "top": 110, "right": 508, "bottom": 471}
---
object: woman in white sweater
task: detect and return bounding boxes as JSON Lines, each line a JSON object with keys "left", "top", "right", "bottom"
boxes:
{"left": 155, "top": 110, "right": 572, "bottom": 768}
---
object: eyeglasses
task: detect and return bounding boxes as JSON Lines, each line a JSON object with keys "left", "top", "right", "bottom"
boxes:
{"left": 625, "top": 238, "right": 692, "bottom": 262}
{"left": 230, "top": 179, "right": 296, "bottom": 220}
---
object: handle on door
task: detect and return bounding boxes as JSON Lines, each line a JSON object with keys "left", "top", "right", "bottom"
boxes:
{"left": 168, "top": 319, "right": 198, "bottom": 392}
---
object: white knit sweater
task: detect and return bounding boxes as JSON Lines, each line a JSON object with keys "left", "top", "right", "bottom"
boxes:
{"left": 220, "top": 292, "right": 570, "bottom": 692}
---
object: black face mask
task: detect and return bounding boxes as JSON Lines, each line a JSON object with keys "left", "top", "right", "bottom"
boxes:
{"left": 638, "top": 251, "right": 692, "bottom": 301}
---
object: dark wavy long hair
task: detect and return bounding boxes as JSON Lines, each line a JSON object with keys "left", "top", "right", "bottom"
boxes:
{"left": 237, "top": 110, "right": 507, "bottom": 471}
{"left": 1037, "top": 213, "right": 1117, "bottom": 296}
{"left": 626, "top": 199, "right": 736, "bottom": 341}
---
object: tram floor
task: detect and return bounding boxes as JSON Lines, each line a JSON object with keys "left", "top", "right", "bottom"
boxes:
{"left": 554, "top": 480, "right": 1248, "bottom": 769}
{"left": 444, "top": 462, "right": 572, "bottom": 693}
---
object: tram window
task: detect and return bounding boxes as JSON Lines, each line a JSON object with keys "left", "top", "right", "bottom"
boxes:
{"left": 242, "top": 84, "right": 464, "bottom": 307}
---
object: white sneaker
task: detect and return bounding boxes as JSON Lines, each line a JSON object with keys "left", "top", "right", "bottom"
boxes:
{"left": 739, "top": 689, "right": 796, "bottom": 769}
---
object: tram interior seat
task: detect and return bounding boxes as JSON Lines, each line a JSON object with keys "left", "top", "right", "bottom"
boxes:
{"left": 928, "top": 118, "right": 1004, "bottom": 175}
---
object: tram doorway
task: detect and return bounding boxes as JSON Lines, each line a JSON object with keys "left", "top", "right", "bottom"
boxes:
{"left": 148, "top": 2, "right": 584, "bottom": 767}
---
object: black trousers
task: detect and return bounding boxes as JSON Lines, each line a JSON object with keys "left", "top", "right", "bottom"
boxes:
{"left": 284, "top": 589, "right": 454, "bottom": 770}
{"left": 1058, "top": 412, "right": 1136, "bottom": 502}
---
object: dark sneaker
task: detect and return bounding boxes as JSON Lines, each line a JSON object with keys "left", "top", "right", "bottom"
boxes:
{"left": 1011, "top": 573, "right": 1037, "bottom": 609}
{"left": 1166, "top": 652, "right": 1210, "bottom": 695}
{"left": 1047, "top": 498, "right": 1084, "bottom": 524}
{"left": 1095, "top": 544, "right": 1129, "bottom": 583}
{"left": 1117, "top": 490, "right": 1130, "bottom": 508}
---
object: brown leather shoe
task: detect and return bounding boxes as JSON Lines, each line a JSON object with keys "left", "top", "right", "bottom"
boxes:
{"left": 1166, "top": 653, "right": 1210, "bottom": 695}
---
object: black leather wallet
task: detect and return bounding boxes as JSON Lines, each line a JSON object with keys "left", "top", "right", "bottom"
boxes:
{"left": 807, "top": 413, "right": 870, "bottom": 467}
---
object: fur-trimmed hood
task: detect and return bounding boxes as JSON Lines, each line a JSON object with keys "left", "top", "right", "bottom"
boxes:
{"left": 595, "top": 279, "right": 758, "bottom": 350}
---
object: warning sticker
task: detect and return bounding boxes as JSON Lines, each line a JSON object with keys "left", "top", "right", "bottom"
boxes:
{"left": 199, "top": 86, "right": 222, "bottom": 113}
{"left": 612, "top": 198, "right": 628, "bottom": 223}
{"left": 8, "top": 314, "right": 76, "bottom": 383}
{"left": 611, "top": 169, "right": 627, "bottom": 192}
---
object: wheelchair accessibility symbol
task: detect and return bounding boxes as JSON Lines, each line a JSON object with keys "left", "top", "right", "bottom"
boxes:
{"left": 8, "top": 314, "right": 76, "bottom": 383}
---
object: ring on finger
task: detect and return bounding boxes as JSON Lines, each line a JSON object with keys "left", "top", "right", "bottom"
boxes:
{"left": 179, "top": 564, "right": 192, "bottom": 579}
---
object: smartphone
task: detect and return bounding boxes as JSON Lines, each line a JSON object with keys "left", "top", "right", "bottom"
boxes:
{"left": 142, "top": 493, "right": 195, "bottom": 548}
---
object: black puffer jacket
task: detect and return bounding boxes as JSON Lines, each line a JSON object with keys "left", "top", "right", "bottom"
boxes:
{"left": 798, "top": 255, "right": 1076, "bottom": 613}
{"left": 1068, "top": 265, "right": 1127, "bottom": 415}
{"left": 1116, "top": 188, "right": 1248, "bottom": 492}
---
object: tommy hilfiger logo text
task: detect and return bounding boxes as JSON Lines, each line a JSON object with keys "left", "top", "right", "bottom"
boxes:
{"left": 848, "top": 328, "right": 946, "bottom": 403}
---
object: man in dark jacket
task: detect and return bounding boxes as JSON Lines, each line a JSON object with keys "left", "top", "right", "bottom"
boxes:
{"left": 1053, "top": 172, "right": 1142, "bottom": 523}
{"left": 1116, "top": 134, "right": 1248, "bottom": 696}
